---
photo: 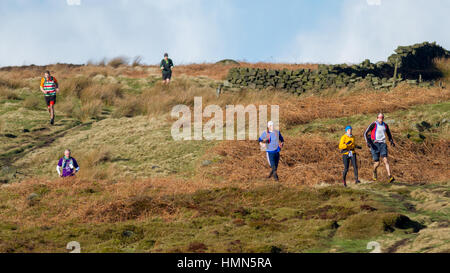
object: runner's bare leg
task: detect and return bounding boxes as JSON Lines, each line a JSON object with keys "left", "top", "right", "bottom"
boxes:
{"left": 382, "top": 157, "right": 391, "bottom": 177}
{"left": 373, "top": 161, "right": 380, "bottom": 173}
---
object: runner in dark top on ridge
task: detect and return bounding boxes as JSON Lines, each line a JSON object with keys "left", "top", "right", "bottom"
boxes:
{"left": 160, "top": 53, "right": 174, "bottom": 85}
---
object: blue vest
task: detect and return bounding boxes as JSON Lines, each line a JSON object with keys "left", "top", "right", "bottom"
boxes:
{"left": 259, "top": 130, "right": 283, "bottom": 153}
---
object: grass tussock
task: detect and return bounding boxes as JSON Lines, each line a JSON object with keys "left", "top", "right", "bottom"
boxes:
{"left": 78, "top": 99, "right": 103, "bottom": 122}
{"left": 63, "top": 76, "right": 93, "bottom": 96}
{"left": 112, "top": 97, "right": 146, "bottom": 118}
{"left": 83, "top": 148, "right": 111, "bottom": 166}
{"left": 0, "top": 88, "right": 20, "bottom": 100}
{"left": 55, "top": 97, "right": 78, "bottom": 115}
{"left": 0, "top": 76, "right": 26, "bottom": 89}
{"left": 57, "top": 98, "right": 102, "bottom": 122}
{"left": 337, "top": 212, "right": 424, "bottom": 239}
{"left": 61, "top": 76, "right": 92, "bottom": 98}
{"left": 76, "top": 148, "right": 114, "bottom": 180}
{"left": 22, "top": 96, "right": 41, "bottom": 110}
{"left": 80, "top": 83, "right": 123, "bottom": 106}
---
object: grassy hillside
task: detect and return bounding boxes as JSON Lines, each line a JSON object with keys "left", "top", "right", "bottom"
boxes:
{"left": 0, "top": 61, "right": 449, "bottom": 253}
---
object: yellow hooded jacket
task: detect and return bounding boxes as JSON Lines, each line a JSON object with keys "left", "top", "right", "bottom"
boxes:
{"left": 339, "top": 134, "right": 356, "bottom": 155}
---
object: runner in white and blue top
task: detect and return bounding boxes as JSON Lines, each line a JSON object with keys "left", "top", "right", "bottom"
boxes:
{"left": 259, "top": 121, "right": 284, "bottom": 181}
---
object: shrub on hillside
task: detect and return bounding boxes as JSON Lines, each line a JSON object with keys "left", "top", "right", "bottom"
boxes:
{"left": 216, "top": 59, "right": 239, "bottom": 65}
{"left": 108, "top": 57, "right": 129, "bottom": 68}
{"left": 132, "top": 56, "right": 143, "bottom": 67}
{"left": 23, "top": 96, "right": 41, "bottom": 110}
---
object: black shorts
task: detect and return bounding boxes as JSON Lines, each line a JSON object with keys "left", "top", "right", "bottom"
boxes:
{"left": 45, "top": 95, "right": 56, "bottom": 107}
{"left": 370, "top": 142, "right": 388, "bottom": 162}
{"left": 162, "top": 71, "right": 172, "bottom": 80}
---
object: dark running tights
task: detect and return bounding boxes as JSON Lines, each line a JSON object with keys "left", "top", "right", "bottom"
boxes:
{"left": 343, "top": 154, "right": 358, "bottom": 182}
{"left": 267, "top": 152, "right": 280, "bottom": 172}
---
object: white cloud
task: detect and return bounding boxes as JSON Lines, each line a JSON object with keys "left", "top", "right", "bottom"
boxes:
{"left": 367, "top": 0, "right": 381, "bottom": 6}
{"left": 0, "top": 0, "right": 230, "bottom": 66}
{"left": 66, "top": 0, "right": 81, "bottom": 6}
{"left": 281, "top": 0, "right": 450, "bottom": 64}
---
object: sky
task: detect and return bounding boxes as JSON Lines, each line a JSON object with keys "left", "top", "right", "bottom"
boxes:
{"left": 0, "top": 0, "right": 449, "bottom": 66}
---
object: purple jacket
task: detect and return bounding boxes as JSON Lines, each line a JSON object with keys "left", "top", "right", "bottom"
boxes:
{"left": 57, "top": 157, "right": 79, "bottom": 177}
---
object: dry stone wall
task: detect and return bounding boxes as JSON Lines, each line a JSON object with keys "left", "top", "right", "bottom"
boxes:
{"left": 225, "top": 42, "right": 449, "bottom": 93}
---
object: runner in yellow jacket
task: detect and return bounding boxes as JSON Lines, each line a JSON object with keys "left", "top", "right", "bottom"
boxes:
{"left": 339, "top": 126, "right": 362, "bottom": 187}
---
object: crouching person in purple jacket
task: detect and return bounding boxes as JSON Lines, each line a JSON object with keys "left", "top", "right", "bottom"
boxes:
{"left": 57, "top": 149, "right": 79, "bottom": 177}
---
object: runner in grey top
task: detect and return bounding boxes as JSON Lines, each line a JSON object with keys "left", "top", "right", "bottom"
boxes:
{"left": 364, "top": 113, "right": 396, "bottom": 183}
